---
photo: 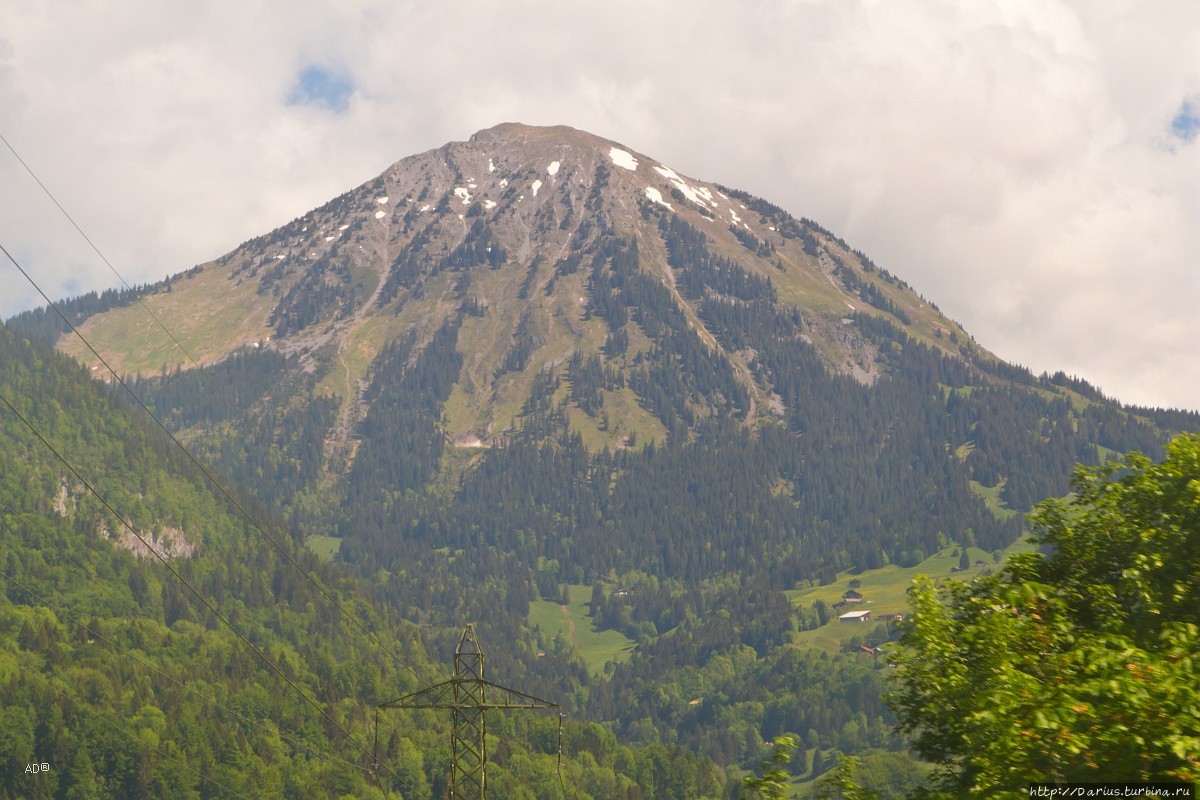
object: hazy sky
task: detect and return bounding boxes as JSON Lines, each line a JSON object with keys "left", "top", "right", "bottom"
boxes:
{"left": 1, "top": 1, "right": 1197, "bottom": 411}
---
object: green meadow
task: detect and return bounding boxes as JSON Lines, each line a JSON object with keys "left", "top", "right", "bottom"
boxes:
{"left": 528, "top": 584, "right": 636, "bottom": 677}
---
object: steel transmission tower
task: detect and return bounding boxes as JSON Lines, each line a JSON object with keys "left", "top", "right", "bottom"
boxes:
{"left": 377, "top": 624, "right": 562, "bottom": 799}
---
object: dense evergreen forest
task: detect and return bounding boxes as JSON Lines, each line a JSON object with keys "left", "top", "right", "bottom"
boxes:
{"left": 0, "top": 326, "right": 730, "bottom": 799}
{"left": 49, "top": 211, "right": 1194, "bottom": 797}
{"left": 328, "top": 225, "right": 1181, "bottom": 597}
{"left": 6, "top": 161, "right": 1199, "bottom": 797}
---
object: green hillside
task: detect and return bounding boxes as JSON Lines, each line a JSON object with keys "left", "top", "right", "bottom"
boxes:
{"left": 786, "top": 536, "right": 1037, "bottom": 654}
{"left": 6, "top": 125, "right": 1200, "bottom": 798}
{"left": 0, "top": 325, "right": 724, "bottom": 799}
{"left": 528, "top": 584, "right": 636, "bottom": 676}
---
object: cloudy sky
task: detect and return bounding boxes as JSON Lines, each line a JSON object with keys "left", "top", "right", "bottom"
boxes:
{"left": 1, "top": 1, "right": 1197, "bottom": 411}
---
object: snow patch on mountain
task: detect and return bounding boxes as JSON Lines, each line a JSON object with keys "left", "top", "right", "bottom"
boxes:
{"left": 547, "top": 161, "right": 560, "bottom": 176}
{"left": 654, "top": 165, "right": 718, "bottom": 209}
{"left": 645, "top": 187, "right": 672, "bottom": 210}
{"left": 609, "top": 147, "right": 638, "bottom": 171}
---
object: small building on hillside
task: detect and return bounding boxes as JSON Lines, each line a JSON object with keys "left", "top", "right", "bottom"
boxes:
{"left": 876, "top": 613, "right": 905, "bottom": 622}
{"left": 838, "top": 609, "right": 872, "bottom": 623}
{"left": 842, "top": 589, "right": 864, "bottom": 603}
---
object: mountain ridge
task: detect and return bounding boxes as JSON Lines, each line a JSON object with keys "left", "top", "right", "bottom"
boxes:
{"left": 17, "top": 127, "right": 1195, "bottom": 588}
{"left": 6, "top": 123, "right": 1200, "bottom": 795}
{"left": 7, "top": 125, "right": 1190, "bottom": 587}
{"left": 54, "top": 123, "right": 984, "bottom": 455}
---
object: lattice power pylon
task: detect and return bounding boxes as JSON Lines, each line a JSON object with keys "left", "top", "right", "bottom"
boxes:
{"left": 377, "top": 624, "right": 562, "bottom": 799}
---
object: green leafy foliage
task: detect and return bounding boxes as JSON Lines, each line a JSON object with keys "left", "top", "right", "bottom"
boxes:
{"left": 887, "top": 434, "right": 1200, "bottom": 795}
{"left": 742, "top": 734, "right": 796, "bottom": 799}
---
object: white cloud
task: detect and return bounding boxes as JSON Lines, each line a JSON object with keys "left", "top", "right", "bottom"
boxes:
{"left": 0, "top": 0, "right": 1196, "bottom": 410}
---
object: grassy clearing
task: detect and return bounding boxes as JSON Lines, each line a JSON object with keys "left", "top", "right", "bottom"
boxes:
{"left": 939, "top": 384, "right": 979, "bottom": 403}
{"left": 563, "top": 388, "right": 667, "bottom": 453}
{"left": 64, "top": 264, "right": 274, "bottom": 376}
{"left": 786, "top": 535, "right": 1037, "bottom": 654}
{"left": 306, "top": 534, "right": 342, "bottom": 562}
{"left": 448, "top": 290, "right": 512, "bottom": 433}
{"left": 605, "top": 387, "right": 667, "bottom": 449}
{"left": 969, "top": 479, "right": 1019, "bottom": 520}
{"left": 528, "top": 584, "right": 635, "bottom": 677}
{"left": 314, "top": 312, "right": 407, "bottom": 398}
{"left": 564, "top": 405, "right": 608, "bottom": 451}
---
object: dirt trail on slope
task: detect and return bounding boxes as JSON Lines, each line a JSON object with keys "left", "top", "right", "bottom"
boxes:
{"left": 559, "top": 604, "right": 577, "bottom": 646}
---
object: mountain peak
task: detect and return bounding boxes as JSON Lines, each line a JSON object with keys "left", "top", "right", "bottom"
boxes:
{"left": 468, "top": 121, "right": 603, "bottom": 146}
{"left": 60, "top": 124, "right": 978, "bottom": 456}
{"left": 34, "top": 121, "right": 1194, "bottom": 613}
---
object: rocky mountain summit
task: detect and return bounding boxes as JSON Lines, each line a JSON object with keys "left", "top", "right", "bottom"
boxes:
{"left": 40, "top": 123, "right": 1190, "bottom": 588}
{"left": 64, "top": 123, "right": 971, "bottom": 455}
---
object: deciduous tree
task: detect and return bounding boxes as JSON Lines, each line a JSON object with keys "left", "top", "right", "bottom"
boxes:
{"left": 888, "top": 434, "right": 1200, "bottom": 796}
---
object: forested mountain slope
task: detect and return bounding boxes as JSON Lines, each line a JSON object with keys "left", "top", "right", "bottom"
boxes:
{"left": 0, "top": 325, "right": 723, "bottom": 799}
{"left": 6, "top": 123, "right": 1199, "bottom": 796}
{"left": 13, "top": 124, "right": 1192, "bottom": 590}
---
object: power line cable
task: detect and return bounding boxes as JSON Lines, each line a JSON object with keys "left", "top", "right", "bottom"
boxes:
{"left": 472, "top": 706, "right": 570, "bottom": 798}
{"left": 0, "top": 235, "right": 431, "bottom": 693}
{"left": 0, "top": 132, "right": 429, "bottom": 689}
{"left": 1, "top": 135, "right": 437, "bottom": 790}
{"left": 1, "top": 128, "right": 264, "bottom": 420}
{"left": 0, "top": 388, "right": 424, "bottom": 798}
{"left": 0, "top": 130, "right": 201, "bottom": 364}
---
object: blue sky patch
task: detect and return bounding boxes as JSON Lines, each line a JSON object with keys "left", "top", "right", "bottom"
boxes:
{"left": 288, "top": 66, "right": 354, "bottom": 113}
{"left": 1170, "top": 98, "right": 1199, "bottom": 143}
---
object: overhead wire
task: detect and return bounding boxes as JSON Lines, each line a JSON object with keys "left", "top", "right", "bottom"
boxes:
{"left": 0, "top": 132, "right": 478, "bottom": 793}
{"left": 490, "top": 707, "right": 570, "bottom": 797}
{"left": 0, "top": 130, "right": 200, "bottom": 367}
{"left": 0, "top": 132, "right": 432, "bottom": 694}
{"left": 0, "top": 236, "right": 430, "bottom": 694}
{"left": 0, "top": 145, "right": 585, "bottom": 793}
{"left": 0, "top": 387, "right": 426, "bottom": 799}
